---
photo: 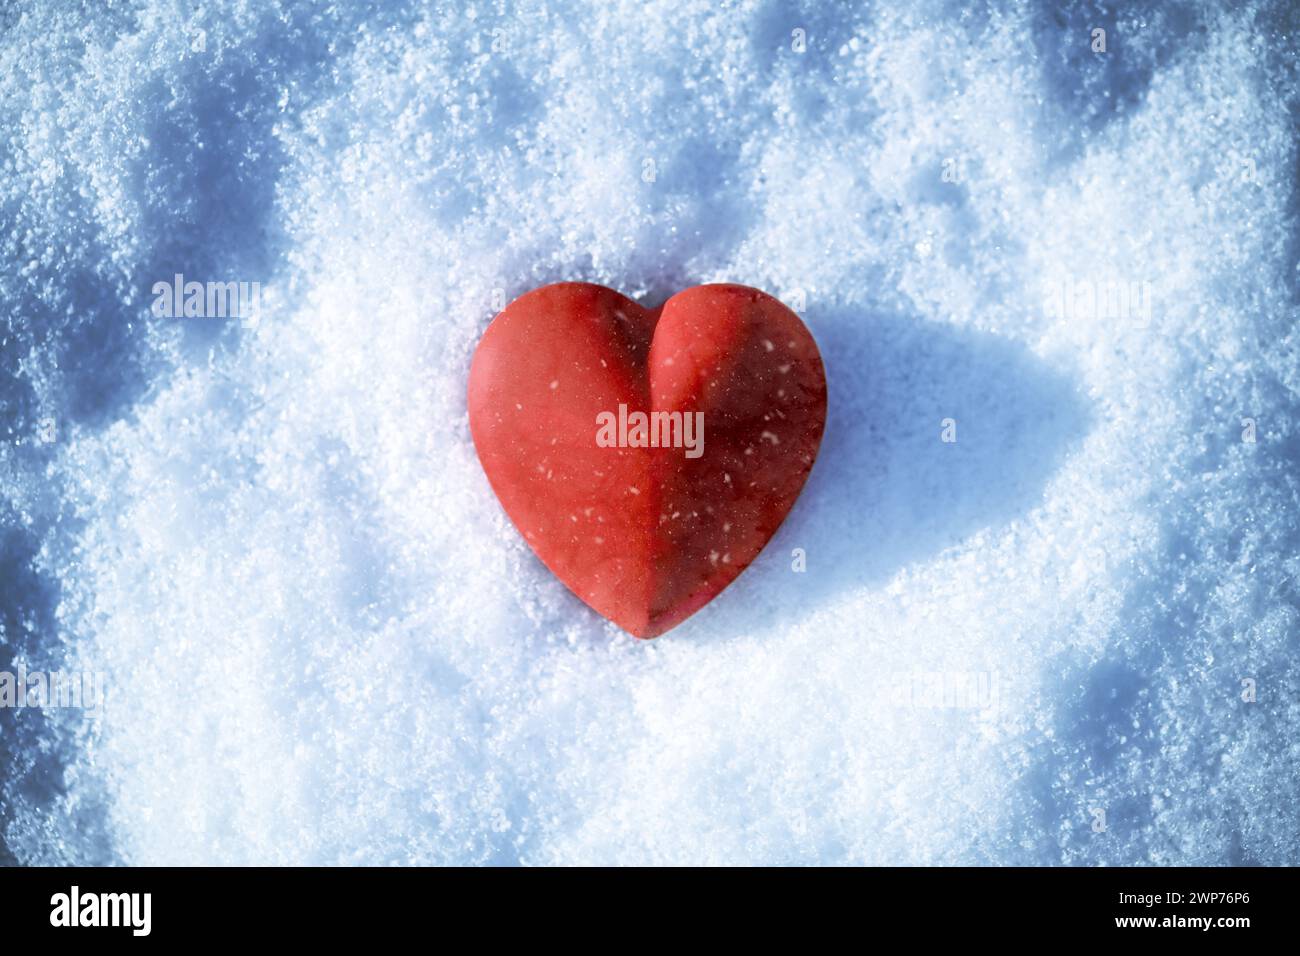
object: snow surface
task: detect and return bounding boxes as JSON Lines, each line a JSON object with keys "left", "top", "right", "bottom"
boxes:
{"left": 1, "top": 0, "right": 1298, "bottom": 865}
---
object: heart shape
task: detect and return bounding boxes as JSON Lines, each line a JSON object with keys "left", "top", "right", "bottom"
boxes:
{"left": 468, "top": 283, "right": 827, "bottom": 638}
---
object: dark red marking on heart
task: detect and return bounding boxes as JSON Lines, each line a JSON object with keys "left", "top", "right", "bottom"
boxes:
{"left": 468, "top": 283, "right": 827, "bottom": 638}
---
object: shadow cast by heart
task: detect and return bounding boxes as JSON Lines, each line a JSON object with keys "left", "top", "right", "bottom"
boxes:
{"left": 683, "top": 304, "right": 1093, "bottom": 638}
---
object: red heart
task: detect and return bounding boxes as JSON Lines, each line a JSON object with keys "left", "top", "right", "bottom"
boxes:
{"left": 468, "top": 283, "right": 827, "bottom": 638}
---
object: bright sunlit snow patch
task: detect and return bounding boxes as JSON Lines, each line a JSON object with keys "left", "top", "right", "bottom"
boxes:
{"left": 1, "top": 0, "right": 1298, "bottom": 864}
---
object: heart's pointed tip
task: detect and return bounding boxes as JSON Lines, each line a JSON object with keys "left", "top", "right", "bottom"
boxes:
{"left": 629, "top": 622, "right": 670, "bottom": 640}
{"left": 610, "top": 614, "right": 663, "bottom": 640}
{"left": 625, "top": 603, "right": 704, "bottom": 640}
{"left": 609, "top": 608, "right": 680, "bottom": 640}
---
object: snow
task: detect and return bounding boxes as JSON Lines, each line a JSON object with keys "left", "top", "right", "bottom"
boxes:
{"left": 1, "top": 0, "right": 1298, "bottom": 865}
